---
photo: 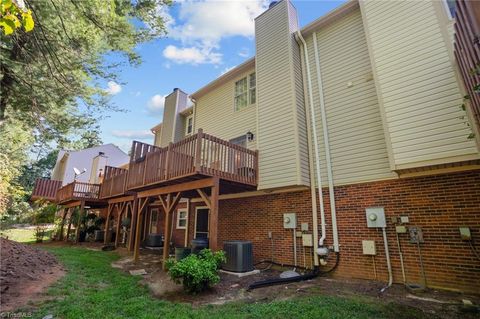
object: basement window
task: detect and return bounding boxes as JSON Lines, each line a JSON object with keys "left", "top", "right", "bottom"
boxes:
{"left": 176, "top": 209, "right": 187, "bottom": 229}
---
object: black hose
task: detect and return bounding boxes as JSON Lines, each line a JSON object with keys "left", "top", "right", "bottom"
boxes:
{"left": 248, "top": 253, "right": 340, "bottom": 291}
{"left": 247, "top": 268, "right": 320, "bottom": 291}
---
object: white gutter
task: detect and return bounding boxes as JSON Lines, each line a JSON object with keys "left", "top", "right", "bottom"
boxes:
{"left": 295, "top": 31, "right": 327, "bottom": 258}
{"left": 312, "top": 32, "right": 339, "bottom": 252}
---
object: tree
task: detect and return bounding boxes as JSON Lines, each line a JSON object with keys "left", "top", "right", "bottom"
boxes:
{"left": 0, "top": 0, "right": 171, "bottom": 216}
{"left": 0, "top": 0, "right": 34, "bottom": 35}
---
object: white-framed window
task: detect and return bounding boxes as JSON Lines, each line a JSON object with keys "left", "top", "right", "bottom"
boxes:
{"left": 234, "top": 72, "right": 256, "bottom": 111}
{"left": 442, "top": 0, "right": 455, "bottom": 19}
{"left": 249, "top": 73, "right": 256, "bottom": 104}
{"left": 176, "top": 209, "right": 188, "bottom": 229}
{"left": 185, "top": 115, "right": 193, "bottom": 135}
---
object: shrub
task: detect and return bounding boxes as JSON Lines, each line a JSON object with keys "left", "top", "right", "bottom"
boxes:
{"left": 165, "top": 249, "right": 226, "bottom": 294}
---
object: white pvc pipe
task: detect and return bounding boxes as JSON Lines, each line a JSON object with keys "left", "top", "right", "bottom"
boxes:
{"left": 296, "top": 31, "right": 327, "bottom": 252}
{"left": 381, "top": 227, "right": 393, "bottom": 292}
{"left": 312, "top": 32, "right": 339, "bottom": 252}
{"left": 293, "top": 228, "right": 297, "bottom": 267}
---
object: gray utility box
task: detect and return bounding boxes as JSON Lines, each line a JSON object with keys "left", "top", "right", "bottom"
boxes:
{"left": 222, "top": 240, "right": 254, "bottom": 272}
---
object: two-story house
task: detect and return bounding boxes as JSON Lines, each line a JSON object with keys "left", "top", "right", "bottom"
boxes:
{"left": 34, "top": 0, "right": 480, "bottom": 293}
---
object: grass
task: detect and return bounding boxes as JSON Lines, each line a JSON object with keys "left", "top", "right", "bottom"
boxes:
{"left": 1, "top": 227, "right": 53, "bottom": 243}
{"left": 16, "top": 245, "right": 432, "bottom": 319}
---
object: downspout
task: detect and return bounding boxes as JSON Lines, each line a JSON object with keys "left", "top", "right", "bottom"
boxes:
{"left": 295, "top": 31, "right": 327, "bottom": 264}
{"left": 312, "top": 32, "right": 339, "bottom": 252}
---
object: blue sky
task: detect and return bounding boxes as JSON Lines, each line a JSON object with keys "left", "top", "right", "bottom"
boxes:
{"left": 101, "top": 0, "right": 346, "bottom": 152}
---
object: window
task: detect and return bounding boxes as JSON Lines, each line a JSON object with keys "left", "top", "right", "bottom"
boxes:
{"left": 443, "top": 0, "right": 455, "bottom": 19}
{"left": 234, "top": 72, "right": 256, "bottom": 111}
{"left": 176, "top": 209, "right": 187, "bottom": 229}
{"left": 185, "top": 115, "right": 193, "bottom": 135}
{"left": 249, "top": 73, "right": 256, "bottom": 104}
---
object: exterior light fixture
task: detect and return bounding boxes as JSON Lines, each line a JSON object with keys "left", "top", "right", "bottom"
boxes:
{"left": 246, "top": 131, "right": 254, "bottom": 141}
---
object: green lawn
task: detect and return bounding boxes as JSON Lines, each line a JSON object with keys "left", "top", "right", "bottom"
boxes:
{"left": 16, "top": 246, "right": 431, "bottom": 319}
{"left": 1, "top": 227, "right": 53, "bottom": 244}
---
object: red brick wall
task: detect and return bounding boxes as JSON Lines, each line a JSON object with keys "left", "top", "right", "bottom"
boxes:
{"left": 217, "top": 170, "right": 480, "bottom": 293}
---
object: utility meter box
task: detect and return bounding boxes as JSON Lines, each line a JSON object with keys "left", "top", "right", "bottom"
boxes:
{"left": 283, "top": 213, "right": 296, "bottom": 229}
{"left": 362, "top": 240, "right": 376, "bottom": 255}
{"left": 365, "top": 207, "right": 386, "bottom": 228}
{"left": 302, "top": 234, "right": 313, "bottom": 247}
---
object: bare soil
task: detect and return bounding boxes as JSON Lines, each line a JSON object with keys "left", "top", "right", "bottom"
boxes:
{"left": 112, "top": 248, "right": 480, "bottom": 319}
{"left": 0, "top": 238, "right": 65, "bottom": 312}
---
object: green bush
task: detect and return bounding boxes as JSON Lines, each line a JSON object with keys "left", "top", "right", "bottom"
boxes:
{"left": 165, "top": 249, "right": 226, "bottom": 294}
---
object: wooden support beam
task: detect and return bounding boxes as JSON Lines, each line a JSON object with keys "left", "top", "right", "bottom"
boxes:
{"left": 196, "top": 189, "right": 211, "bottom": 209}
{"left": 137, "top": 178, "right": 214, "bottom": 198}
{"left": 209, "top": 177, "right": 220, "bottom": 251}
{"left": 65, "top": 208, "right": 72, "bottom": 242}
{"left": 63, "top": 201, "right": 82, "bottom": 209}
{"left": 162, "top": 192, "right": 183, "bottom": 270}
{"left": 75, "top": 201, "right": 85, "bottom": 244}
{"left": 58, "top": 208, "right": 67, "bottom": 241}
{"left": 128, "top": 198, "right": 137, "bottom": 251}
{"left": 133, "top": 197, "right": 149, "bottom": 262}
{"left": 104, "top": 203, "right": 114, "bottom": 244}
{"left": 158, "top": 195, "right": 168, "bottom": 213}
{"left": 108, "top": 195, "right": 135, "bottom": 204}
{"left": 114, "top": 202, "right": 126, "bottom": 248}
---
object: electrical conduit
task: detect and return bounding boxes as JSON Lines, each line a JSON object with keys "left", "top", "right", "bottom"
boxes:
{"left": 295, "top": 31, "right": 327, "bottom": 263}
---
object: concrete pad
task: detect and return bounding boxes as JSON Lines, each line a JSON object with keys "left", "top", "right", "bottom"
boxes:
{"left": 219, "top": 269, "right": 260, "bottom": 278}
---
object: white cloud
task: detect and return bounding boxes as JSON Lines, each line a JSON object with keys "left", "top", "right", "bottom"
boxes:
{"left": 105, "top": 81, "right": 122, "bottom": 95}
{"left": 163, "top": 0, "right": 268, "bottom": 65}
{"left": 111, "top": 130, "right": 153, "bottom": 139}
{"left": 147, "top": 94, "right": 167, "bottom": 115}
{"left": 163, "top": 45, "right": 222, "bottom": 65}
{"left": 238, "top": 47, "right": 250, "bottom": 58}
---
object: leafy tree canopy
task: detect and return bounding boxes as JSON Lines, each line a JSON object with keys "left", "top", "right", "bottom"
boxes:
{"left": 0, "top": 0, "right": 171, "bottom": 216}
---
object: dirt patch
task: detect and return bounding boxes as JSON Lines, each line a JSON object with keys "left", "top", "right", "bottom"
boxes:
{"left": 112, "top": 252, "right": 479, "bottom": 318}
{"left": 0, "top": 238, "right": 65, "bottom": 312}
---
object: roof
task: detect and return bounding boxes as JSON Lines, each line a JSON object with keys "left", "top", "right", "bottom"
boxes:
{"left": 187, "top": 0, "right": 358, "bottom": 100}
{"left": 151, "top": 122, "right": 162, "bottom": 133}
{"left": 190, "top": 58, "right": 255, "bottom": 100}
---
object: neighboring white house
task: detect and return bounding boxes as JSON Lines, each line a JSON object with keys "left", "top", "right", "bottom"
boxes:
{"left": 51, "top": 144, "right": 129, "bottom": 185}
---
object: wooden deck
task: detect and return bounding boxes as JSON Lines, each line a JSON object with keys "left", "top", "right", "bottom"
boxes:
{"left": 31, "top": 179, "right": 62, "bottom": 201}
{"left": 99, "top": 166, "right": 129, "bottom": 199}
{"left": 56, "top": 181, "right": 103, "bottom": 204}
{"left": 125, "top": 129, "right": 258, "bottom": 192}
{"left": 454, "top": 0, "right": 480, "bottom": 130}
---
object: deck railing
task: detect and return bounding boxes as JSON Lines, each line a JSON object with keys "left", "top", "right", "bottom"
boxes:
{"left": 126, "top": 129, "right": 258, "bottom": 190}
{"left": 31, "top": 179, "right": 62, "bottom": 201}
{"left": 56, "top": 181, "right": 101, "bottom": 203}
{"left": 454, "top": 0, "right": 480, "bottom": 130}
{"left": 99, "top": 166, "right": 128, "bottom": 199}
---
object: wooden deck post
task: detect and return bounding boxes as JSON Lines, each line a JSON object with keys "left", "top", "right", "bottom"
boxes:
{"left": 209, "top": 177, "right": 220, "bottom": 251}
{"left": 114, "top": 202, "right": 125, "bottom": 248}
{"left": 58, "top": 208, "right": 67, "bottom": 241}
{"left": 134, "top": 198, "right": 150, "bottom": 262}
{"left": 65, "top": 208, "right": 72, "bottom": 242}
{"left": 194, "top": 129, "right": 203, "bottom": 172}
{"left": 75, "top": 201, "right": 85, "bottom": 243}
{"left": 161, "top": 192, "right": 182, "bottom": 270}
{"left": 128, "top": 198, "right": 137, "bottom": 251}
{"left": 104, "top": 204, "right": 113, "bottom": 244}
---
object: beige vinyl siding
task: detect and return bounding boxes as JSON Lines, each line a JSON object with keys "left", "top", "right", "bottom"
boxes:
{"left": 194, "top": 68, "right": 257, "bottom": 150}
{"left": 256, "top": 0, "right": 309, "bottom": 190}
{"left": 159, "top": 91, "right": 177, "bottom": 147}
{"left": 361, "top": 0, "right": 479, "bottom": 169}
{"left": 304, "top": 9, "right": 396, "bottom": 187}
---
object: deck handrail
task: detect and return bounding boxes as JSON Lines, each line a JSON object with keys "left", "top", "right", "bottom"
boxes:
{"left": 100, "top": 166, "right": 128, "bottom": 199}
{"left": 57, "top": 181, "right": 101, "bottom": 203}
{"left": 31, "top": 179, "right": 62, "bottom": 201}
{"left": 126, "top": 129, "right": 258, "bottom": 190}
